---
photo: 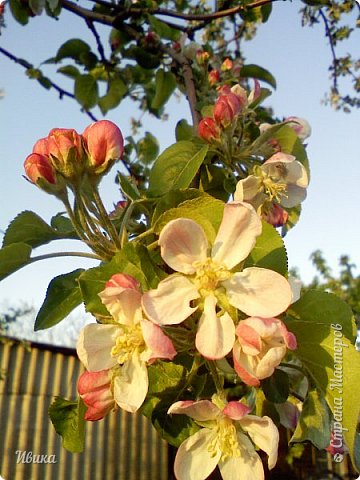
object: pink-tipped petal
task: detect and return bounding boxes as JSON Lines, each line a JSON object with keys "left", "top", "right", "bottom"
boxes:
{"left": 224, "top": 267, "right": 292, "bottom": 317}
{"left": 141, "top": 318, "right": 177, "bottom": 362}
{"left": 223, "top": 401, "right": 251, "bottom": 420}
{"left": 159, "top": 218, "right": 208, "bottom": 274}
{"left": 113, "top": 353, "right": 148, "bottom": 413}
{"left": 195, "top": 295, "right": 235, "bottom": 360}
{"left": 142, "top": 275, "right": 200, "bottom": 325}
{"left": 76, "top": 324, "right": 119, "bottom": 371}
{"left": 235, "top": 322, "right": 262, "bottom": 355}
{"left": 78, "top": 369, "right": 114, "bottom": 421}
{"left": 174, "top": 429, "right": 220, "bottom": 480}
{"left": 239, "top": 415, "right": 279, "bottom": 470}
{"left": 212, "top": 202, "right": 262, "bottom": 270}
{"left": 233, "top": 342, "right": 261, "bottom": 387}
{"left": 99, "top": 286, "right": 143, "bottom": 326}
{"left": 168, "top": 399, "right": 220, "bottom": 421}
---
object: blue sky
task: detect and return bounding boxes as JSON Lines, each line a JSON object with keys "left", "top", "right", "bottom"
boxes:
{"left": 1, "top": 2, "right": 359, "bottom": 316}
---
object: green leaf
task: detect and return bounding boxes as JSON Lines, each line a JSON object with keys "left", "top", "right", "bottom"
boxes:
{"left": 142, "top": 357, "right": 200, "bottom": 447}
{"left": 137, "top": 132, "right": 159, "bottom": 164}
{"left": 199, "top": 164, "right": 230, "bottom": 202}
{"left": 281, "top": 204, "right": 301, "bottom": 237}
{"left": 148, "top": 141, "right": 208, "bottom": 196}
{"left": 262, "top": 369, "right": 290, "bottom": 403}
{"left": 272, "top": 125, "right": 310, "bottom": 176}
{"left": 244, "top": 221, "right": 288, "bottom": 275}
{"left": 175, "top": 119, "right": 194, "bottom": 142}
{"left": 56, "top": 39, "right": 91, "bottom": 62}
{"left": 240, "top": 64, "right": 277, "bottom": 89}
{"left": 49, "top": 397, "right": 86, "bottom": 453}
{"left": 46, "top": 0, "right": 59, "bottom": 12}
{"left": 152, "top": 195, "right": 224, "bottom": 244}
{"left": 151, "top": 69, "right": 177, "bottom": 110}
{"left": 9, "top": 0, "right": 29, "bottom": 25}
{"left": 50, "top": 213, "right": 78, "bottom": 238}
{"left": 130, "top": 46, "right": 160, "bottom": 69}
{"left": 152, "top": 189, "right": 205, "bottom": 224}
{"left": 118, "top": 174, "right": 141, "bottom": 201}
{"left": 148, "top": 15, "right": 181, "bottom": 41}
{"left": 57, "top": 65, "right": 80, "bottom": 79}
{"left": 74, "top": 74, "right": 98, "bottom": 109}
{"left": 291, "top": 389, "right": 331, "bottom": 450}
{"left": 0, "top": 243, "right": 32, "bottom": 281}
{"left": 35, "top": 269, "right": 84, "bottom": 331}
{"left": 29, "top": 0, "right": 45, "bottom": 14}
{"left": 79, "top": 243, "right": 163, "bottom": 317}
{"left": 285, "top": 290, "right": 360, "bottom": 468}
{"left": 2, "top": 211, "right": 71, "bottom": 248}
{"left": 98, "top": 77, "right": 127, "bottom": 115}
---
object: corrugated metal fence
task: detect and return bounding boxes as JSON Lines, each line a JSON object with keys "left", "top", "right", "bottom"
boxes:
{"left": 0, "top": 338, "right": 168, "bottom": 480}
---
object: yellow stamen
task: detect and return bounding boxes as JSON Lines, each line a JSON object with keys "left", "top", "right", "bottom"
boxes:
{"left": 208, "top": 417, "right": 240, "bottom": 462}
{"left": 192, "top": 258, "right": 231, "bottom": 294}
{"left": 111, "top": 325, "right": 144, "bottom": 364}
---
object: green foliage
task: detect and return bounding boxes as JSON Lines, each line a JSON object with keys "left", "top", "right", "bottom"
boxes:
{"left": 291, "top": 388, "right": 331, "bottom": 450}
{"left": 240, "top": 64, "right": 277, "bottom": 89}
{"left": 74, "top": 74, "right": 98, "bottom": 109}
{"left": 148, "top": 141, "right": 208, "bottom": 196}
{"left": 49, "top": 397, "right": 86, "bottom": 453}
{"left": 98, "top": 77, "right": 127, "bottom": 115}
{"left": 262, "top": 368, "right": 290, "bottom": 404}
{"left": 35, "top": 269, "right": 84, "bottom": 331}
{"left": 0, "top": 243, "right": 32, "bottom": 281}
{"left": 285, "top": 290, "right": 360, "bottom": 468}
{"left": 151, "top": 69, "right": 177, "bottom": 111}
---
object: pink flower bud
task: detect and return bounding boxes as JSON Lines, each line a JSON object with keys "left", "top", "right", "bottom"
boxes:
{"left": 213, "top": 92, "right": 243, "bottom": 128}
{"left": 208, "top": 69, "right": 220, "bottom": 86}
{"left": 82, "top": 120, "right": 124, "bottom": 175}
{"left": 78, "top": 369, "right": 115, "bottom": 421}
{"left": 233, "top": 317, "right": 297, "bottom": 387}
{"left": 196, "top": 50, "right": 210, "bottom": 65}
{"left": 285, "top": 116, "right": 311, "bottom": 141}
{"left": 263, "top": 203, "right": 289, "bottom": 228}
{"left": 221, "top": 58, "right": 233, "bottom": 71}
{"left": 24, "top": 153, "right": 56, "bottom": 185}
{"left": 104, "top": 273, "right": 140, "bottom": 291}
{"left": 198, "top": 117, "right": 221, "bottom": 143}
{"left": 46, "top": 128, "right": 85, "bottom": 179}
{"left": 32, "top": 137, "right": 49, "bottom": 156}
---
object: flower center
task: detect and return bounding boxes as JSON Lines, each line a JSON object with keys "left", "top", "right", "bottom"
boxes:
{"left": 192, "top": 258, "right": 231, "bottom": 294}
{"left": 254, "top": 165, "right": 287, "bottom": 202}
{"left": 111, "top": 325, "right": 145, "bottom": 364}
{"left": 208, "top": 417, "right": 240, "bottom": 462}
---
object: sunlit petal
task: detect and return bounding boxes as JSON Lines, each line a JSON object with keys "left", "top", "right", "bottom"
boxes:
{"left": 195, "top": 294, "right": 235, "bottom": 359}
{"left": 224, "top": 267, "right": 292, "bottom": 317}
{"left": 140, "top": 318, "right": 177, "bottom": 362}
{"left": 174, "top": 429, "right": 220, "bottom": 480}
{"left": 219, "top": 433, "right": 264, "bottom": 480}
{"left": 142, "top": 274, "right": 200, "bottom": 325}
{"left": 168, "top": 400, "right": 220, "bottom": 421}
{"left": 113, "top": 353, "right": 148, "bottom": 413}
{"left": 159, "top": 218, "right": 208, "bottom": 274}
{"left": 212, "top": 202, "right": 262, "bottom": 269}
{"left": 76, "top": 323, "right": 119, "bottom": 371}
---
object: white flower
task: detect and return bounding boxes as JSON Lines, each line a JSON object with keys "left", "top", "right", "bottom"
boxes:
{"left": 142, "top": 202, "right": 292, "bottom": 360}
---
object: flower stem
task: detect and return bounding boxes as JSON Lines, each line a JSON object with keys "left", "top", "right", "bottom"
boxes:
{"left": 207, "top": 360, "right": 224, "bottom": 395}
{"left": 29, "top": 251, "right": 102, "bottom": 263}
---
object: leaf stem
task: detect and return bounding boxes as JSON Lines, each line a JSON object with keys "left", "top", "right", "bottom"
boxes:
{"left": 29, "top": 251, "right": 102, "bottom": 263}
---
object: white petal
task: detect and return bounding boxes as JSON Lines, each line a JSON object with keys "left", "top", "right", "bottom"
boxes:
{"left": 76, "top": 324, "right": 118, "bottom": 371}
{"left": 234, "top": 176, "right": 262, "bottom": 202}
{"left": 239, "top": 415, "right": 279, "bottom": 470}
{"left": 219, "top": 433, "right": 264, "bottom": 480}
{"left": 284, "top": 160, "right": 308, "bottom": 188}
{"left": 224, "top": 268, "right": 292, "bottom": 317}
{"left": 174, "top": 429, "right": 220, "bottom": 480}
{"left": 212, "top": 202, "right": 262, "bottom": 269}
{"left": 159, "top": 218, "right": 208, "bottom": 274}
{"left": 113, "top": 353, "right": 148, "bottom": 413}
{"left": 281, "top": 184, "right": 307, "bottom": 208}
{"left": 195, "top": 294, "right": 235, "bottom": 359}
{"left": 99, "top": 288, "right": 143, "bottom": 325}
{"left": 168, "top": 400, "right": 220, "bottom": 421}
{"left": 142, "top": 274, "right": 200, "bottom": 325}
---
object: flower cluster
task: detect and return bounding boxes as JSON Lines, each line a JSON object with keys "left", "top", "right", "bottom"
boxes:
{"left": 24, "top": 120, "right": 124, "bottom": 193}
{"left": 76, "top": 201, "right": 298, "bottom": 480}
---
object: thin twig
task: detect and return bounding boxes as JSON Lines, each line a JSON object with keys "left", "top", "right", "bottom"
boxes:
{"left": 0, "top": 46, "right": 98, "bottom": 121}
{"left": 85, "top": 19, "right": 109, "bottom": 66}
{"left": 318, "top": 9, "right": 338, "bottom": 92}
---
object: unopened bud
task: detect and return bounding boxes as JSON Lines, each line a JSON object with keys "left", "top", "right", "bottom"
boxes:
{"left": 221, "top": 58, "right": 233, "bottom": 71}
{"left": 208, "top": 69, "right": 221, "bottom": 86}
{"left": 285, "top": 116, "right": 312, "bottom": 141}
{"left": 263, "top": 203, "right": 289, "bottom": 228}
{"left": 47, "top": 128, "right": 85, "bottom": 179}
{"left": 196, "top": 50, "right": 210, "bottom": 65}
{"left": 213, "top": 92, "right": 243, "bottom": 128}
{"left": 198, "top": 117, "right": 221, "bottom": 143}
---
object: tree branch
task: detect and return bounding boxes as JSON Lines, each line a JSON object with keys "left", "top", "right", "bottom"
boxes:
{"left": 0, "top": 46, "right": 98, "bottom": 121}
{"left": 318, "top": 9, "right": 338, "bottom": 93}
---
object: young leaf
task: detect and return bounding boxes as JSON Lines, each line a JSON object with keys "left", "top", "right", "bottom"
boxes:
{"left": 118, "top": 173, "right": 141, "bottom": 201}
{"left": 244, "top": 221, "right": 288, "bottom": 275}
{"left": 152, "top": 195, "right": 224, "bottom": 244}
{"left": 2, "top": 210, "right": 72, "bottom": 248}
{"left": 29, "top": 0, "right": 45, "bottom": 15}
{"left": 262, "top": 369, "right": 290, "bottom": 403}
{"left": 9, "top": 0, "right": 30, "bottom": 25}
{"left": 175, "top": 119, "right": 195, "bottom": 142}
{"left": 138, "top": 132, "right": 159, "bottom": 164}
{"left": 49, "top": 397, "right": 86, "bottom": 453}
{"left": 0, "top": 243, "right": 32, "bottom": 281}
{"left": 148, "top": 141, "right": 208, "bottom": 196}
{"left": 240, "top": 64, "right": 277, "bottom": 89}
{"left": 151, "top": 69, "right": 177, "bottom": 110}
{"left": 98, "top": 77, "right": 127, "bottom": 115}
{"left": 291, "top": 389, "right": 331, "bottom": 450}
{"left": 148, "top": 15, "right": 181, "bottom": 41}
{"left": 152, "top": 189, "right": 205, "bottom": 224}
{"left": 74, "top": 74, "right": 98, "bottom": 109}
{"left": 285, "top": 290, "right": 360, "bottom": 469}
{"left": 35, "top": 269, "right": 84, "bottom": 331}
{"left": 56, "top": 38, "right": 91, "bottom": 62}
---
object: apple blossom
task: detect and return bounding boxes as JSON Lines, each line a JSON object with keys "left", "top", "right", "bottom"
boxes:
{"left": 198, "top": 117, "right": 221, "bottom": 143}
{"left": 234, "top": 152, "right": 309, "bottom": 214}
{"left": 233, "top": 317, "right": 297, "bottom": 387}
{"left": 82, "top": 120, "right": 124, "bottom": 175}
{"left": 213, "top": 91, "right": 244, "bottom": 128}
{"left": 77, "top": 273, "right": 176, "bottom": 413}
{"left": 142, "top": 202, "right": 293, "bottom": 360}
{"left": 78, "top": 369, "right": 115, "bottom": 421}
{"left": 46, "top": 127, "right": 85, "bottom": 178}
{"left": 285, "top": 116, "right": 312, "bottom": 142}
{"left": 168, "top": 399, "right": 279, "bottom": 480}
